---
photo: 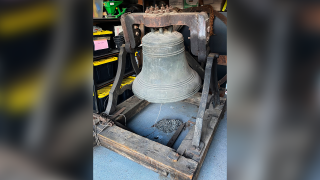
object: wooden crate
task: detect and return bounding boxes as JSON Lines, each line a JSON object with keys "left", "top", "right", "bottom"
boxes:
{"left": 94, "top": 93, "right": 226, "bottom": 180}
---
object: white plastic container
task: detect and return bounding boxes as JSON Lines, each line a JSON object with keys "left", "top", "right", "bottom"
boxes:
{"left": 93, "top": 0, "right": 103, "bottom": 18}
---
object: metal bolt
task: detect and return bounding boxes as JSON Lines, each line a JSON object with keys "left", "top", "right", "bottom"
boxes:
{"left": 159, "top": 28, "right": 163, "bottom": 34}
{"left": 165, "top": 5, "right": 170, "bottom": 13}
{"left": 188, "top": 37, "right": 191, "bottom": 39}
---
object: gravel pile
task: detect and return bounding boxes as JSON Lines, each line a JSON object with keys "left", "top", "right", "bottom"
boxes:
{"left": 154, "top": 119, "right": 183, "bottom": 133}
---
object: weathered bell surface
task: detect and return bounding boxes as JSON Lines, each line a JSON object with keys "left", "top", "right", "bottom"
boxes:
{"left": 132, "top": 29, "right": 201, "bottom": 103}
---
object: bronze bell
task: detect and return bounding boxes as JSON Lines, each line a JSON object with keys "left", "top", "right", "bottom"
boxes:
{"left": 132, "top": 28, "right": 201, "bottom": 103}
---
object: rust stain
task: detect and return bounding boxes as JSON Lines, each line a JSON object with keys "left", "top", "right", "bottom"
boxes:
{"left": 217, "top": 55, "right": 227, "bottom": 66}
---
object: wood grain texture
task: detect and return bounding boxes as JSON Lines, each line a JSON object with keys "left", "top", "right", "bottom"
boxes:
{"left": 167, "top": 123, "right": 186, "bottom": 148}
{"left": 94, "top": 93, "right": 226, "bottom": 180}
{"left": 177, "top": 98, "right": 226, "bottom": 180}
{"left": 98, "top": 125, "right": 198, "bottom": 180}
{"left": 113, "top": 95, "right": 150, "bottom": 125}
{"left": 182, "top": 92, "right": 212, "bottom": 107}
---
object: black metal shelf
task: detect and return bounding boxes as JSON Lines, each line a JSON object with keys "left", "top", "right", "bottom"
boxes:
{"left": 96, "top": 70, "right": 135, "bottom": 90}
{"left": 94, "top": 49, "right": 120, "bottom": 61}
{"left": 93, "top": 18, "right": 121, "bottom": 23}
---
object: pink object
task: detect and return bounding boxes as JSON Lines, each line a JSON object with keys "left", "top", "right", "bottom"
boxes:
{"left": 94, "top": 40, "right": 109, "bottom": 51}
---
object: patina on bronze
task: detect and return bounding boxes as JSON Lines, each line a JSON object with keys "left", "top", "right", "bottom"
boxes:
{"left": 132, "top": 28, "right": 201, "bottom": 103}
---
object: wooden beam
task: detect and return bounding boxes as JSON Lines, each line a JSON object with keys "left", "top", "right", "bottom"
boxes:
{"left": 182, "top": 92, "right": 212, "bottom": 107}
{"left": 167, "top": 123, "right": 185, "bottom": 148}
{"left": 98, "top": 125, "right": 198, "bottom": 180}
{"left": 177, "top": 98, "right": 226, "bottom": 179}
{"left": 113, "top": 96, "right": 150, "bottom": 125}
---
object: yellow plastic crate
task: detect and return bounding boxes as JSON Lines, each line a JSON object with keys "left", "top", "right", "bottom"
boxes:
{"left": 93, "top": 30, "right": 113, "bottom": 36}
{"left": 93, "top": 57, "right": 118, "bottom": 66}
{"left": 93, "top": 76, "right": 136, "bottom": 99}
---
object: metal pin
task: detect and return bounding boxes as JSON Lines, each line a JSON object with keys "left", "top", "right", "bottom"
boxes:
{"left": 159, "top": 28, "right": 163, "bottom": 34}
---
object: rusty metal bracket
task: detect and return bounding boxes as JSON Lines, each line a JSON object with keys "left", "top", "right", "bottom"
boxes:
{"left": 93, "top": 113, "right": 115, "bottom": 127}
{"left": 217, "top": 55, "right": 227, "bottom": 66}
{"left": 93, "top": 114, "right": 114, "bottom": 146}
{"left": 173, "top": 5, "right": 227, "bottom": 36}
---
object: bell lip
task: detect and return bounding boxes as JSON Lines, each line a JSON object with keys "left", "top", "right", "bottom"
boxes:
{"left": 133, "top": 83, "right": 201, "bottom": 104}
{"left": 132, "top": 70, "right": 202, "bottom": 103}
{"left": 133, "top": 70, "right": 200, "bottom": 89}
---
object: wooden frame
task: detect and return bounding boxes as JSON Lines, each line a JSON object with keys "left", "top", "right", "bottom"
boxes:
{"left": 94, "top": 93, "right": 226, "bottom": 180}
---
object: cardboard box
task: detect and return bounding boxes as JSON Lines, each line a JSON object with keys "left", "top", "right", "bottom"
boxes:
{"left": 170, "top": 0, "right": 183, "bottom": 9}
{"left": 170, "top": 0, "right": 198, "bottom": 9}
{"left": 204, "top": 0, "right": 225, "bottom": 11}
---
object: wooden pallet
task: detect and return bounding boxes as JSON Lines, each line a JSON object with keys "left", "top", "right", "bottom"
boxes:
{"left": 95, "top": 93, "right": 226, "bottom": 180}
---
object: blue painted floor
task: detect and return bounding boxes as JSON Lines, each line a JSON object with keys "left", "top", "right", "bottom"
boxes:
{"left": 93, "top": 102, "right": 227, "bottom": 180}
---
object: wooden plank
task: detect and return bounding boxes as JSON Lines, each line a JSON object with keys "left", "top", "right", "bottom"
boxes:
{"left": 178, "top": 99, "right": 226, "bottom": 156}
{"left": 113, "top": 95, "right": 150, "bottom": 125}
{"left": 193, "top": 99, "right": 226, "bottom": 180}
{"left": 177, "top": 98, "right": 226, "bottom": 179}
{"left": 182, "top": 92, "right": 212, "bottom": 107}
{"left": 98, "top": 125, "right": 198, "bottom": 180}
{"left": 167, "top": 123, "right": 185, "bottom": 148}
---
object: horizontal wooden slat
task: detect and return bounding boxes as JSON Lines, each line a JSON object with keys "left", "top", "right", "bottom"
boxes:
{"left": 98, "top": 125, "right": 198, "bottom": 180}
{"left": 113, "top": 96, "right": 150, "bottom": 125}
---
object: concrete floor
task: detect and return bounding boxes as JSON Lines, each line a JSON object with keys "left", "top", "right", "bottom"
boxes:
{"left": 93, "top": 102, "right": 227, "bottom": 180}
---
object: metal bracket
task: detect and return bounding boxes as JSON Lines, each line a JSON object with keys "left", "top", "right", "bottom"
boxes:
{"left": 130, "top": 52, "right": 141, "bottom": 75}
{"left": 209, "top": 53, "right": 220, "bottom": 107}
{"left": 192, "top": 53, "right": 219, "bottom": 148}
{"left": 185, "top": 51, "right": 205, "bottom": 80}
{"left": 105, "top": 44, "right": 129, "bottom": 115}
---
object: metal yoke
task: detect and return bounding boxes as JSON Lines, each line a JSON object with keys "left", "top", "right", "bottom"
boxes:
{"left": 121, "top": 11, "right": 210, "bottom": 62}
